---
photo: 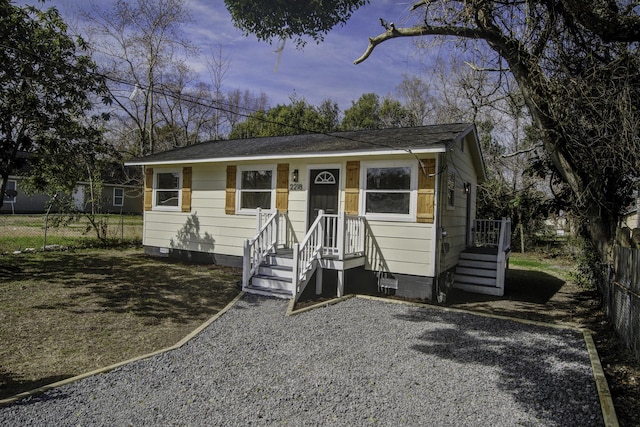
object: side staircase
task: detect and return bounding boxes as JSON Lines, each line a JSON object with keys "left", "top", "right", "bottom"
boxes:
{"left": 453, "top": 248, "right": 505, "bottom": 296}
{"left": 244, "top": 249, "right": 295, "bottom": 299}
{"left": 452, "top": 218, "right": 511, "bottom": 297}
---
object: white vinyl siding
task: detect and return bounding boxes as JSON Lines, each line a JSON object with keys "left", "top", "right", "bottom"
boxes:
{"left": 447, "top": 170, "right": 456, "bottom": 209}
{"left": 142, "top": 156, "right": 437, "bottom": 276}
{"left": 439, "top": 133, "right": 480, "bottom": 272}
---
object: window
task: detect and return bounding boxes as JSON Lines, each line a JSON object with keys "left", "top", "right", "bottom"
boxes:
{"left": 362, "top": 162, "right": 416, "bottom": 220}
{"left": 154, "top": 170, "right": 181, "bottom": 209}
{"left": 3, "top": 180, "right": 17, "bottom": 203}
{"left": 238, "top": 166, "right": 275, "bottom": 213}
{"left": 113, "top": 187, "right": 124, "bottom": 207}
{"left": 447, "top": 171, "right": 456, "bottom": 208}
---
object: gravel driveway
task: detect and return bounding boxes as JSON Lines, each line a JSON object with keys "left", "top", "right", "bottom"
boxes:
{"left": 1, "top": 294, "right": 603, "bottom": 426}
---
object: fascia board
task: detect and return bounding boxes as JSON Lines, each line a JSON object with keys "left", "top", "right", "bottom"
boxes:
{"left": 125, "top": 146, "right": 447, "bottom": 167}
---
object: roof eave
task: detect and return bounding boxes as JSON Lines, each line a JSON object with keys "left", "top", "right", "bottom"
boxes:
{"left": 125, "top": 146, "right": 448, "bottom": 167}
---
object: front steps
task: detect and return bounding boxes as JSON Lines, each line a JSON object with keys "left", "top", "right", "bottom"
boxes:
{"left": 453, "top": 248, "right": 507, "bottom": 296}
{"left": 243, "top": 249, "right": 295, "bottom": 299}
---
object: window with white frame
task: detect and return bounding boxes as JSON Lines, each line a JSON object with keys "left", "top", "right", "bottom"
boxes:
{"left": 3, "top": 180, "right": 17, "bottom": 203}
{"left": 362, "top": 162, "right": 415, "bottom": 220}
{"left": 447, "top": 171, "right": 456, "bottom": 208}
{"left": 113, "top": 187, "right": 124, "bottom": 207}
{"left": 238, "top": 166, "right": 275, "bottom": 212}
{"left": 154, "top": 170, "right": 181, "bottom": 209}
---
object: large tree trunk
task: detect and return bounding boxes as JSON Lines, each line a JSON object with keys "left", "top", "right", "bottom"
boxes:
{"left": 483, "top": 34, "right": 616, "bottom": 265}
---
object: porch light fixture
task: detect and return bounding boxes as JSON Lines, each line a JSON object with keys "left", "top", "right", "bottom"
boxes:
{"left": 292, "top": 169, "right": 299, "bottom": 183}
{"left": 463, "top": 182, "right": 471, "bottom": 194}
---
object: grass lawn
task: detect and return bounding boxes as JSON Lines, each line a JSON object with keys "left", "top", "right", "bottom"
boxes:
{"left": 0, "top": 214, "right": 143, "bottom": 253}
{"left": 0, "top": 247, "right": 241, "bottom": 400}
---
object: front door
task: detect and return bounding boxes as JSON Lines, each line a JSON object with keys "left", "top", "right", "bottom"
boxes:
{"left": 308, "top": 169, "right": 340, "bottom": 229}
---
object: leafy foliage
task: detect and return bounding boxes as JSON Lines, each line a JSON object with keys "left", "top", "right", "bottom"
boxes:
{"left": 342, "top": 93, "right": 417, "bottom": 130}
{"left": 225, "top": 0, "right": 369, "bottom": 47}
{"left": 229, "top": 97, "right": 340, "bottom": 138}
{"left": 0, "top": 1, "right": 112, "bottom": 209}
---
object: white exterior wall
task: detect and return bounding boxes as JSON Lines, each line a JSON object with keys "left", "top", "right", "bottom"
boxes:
{"left": 144, "top": 162, "right": 256, "bottom": 256}
{"left": 143, "top": 154, "right": 437, "bottom": 277}
{"left": 439, "top": 133, "right": 481, "bottom": 273}
{"left": 287, "top": 155, "right": 436, "bottom": 277}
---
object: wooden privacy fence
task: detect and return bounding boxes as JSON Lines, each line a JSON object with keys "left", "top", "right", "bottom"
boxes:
{"left": 608, "top": 245, "right": 640, "bottom": 362}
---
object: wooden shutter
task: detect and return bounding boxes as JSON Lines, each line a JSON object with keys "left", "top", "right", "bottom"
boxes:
{"left": 417, "top": 158, "right": 436, "bottom": 223}
{"left": 225, "top": 165, "right": 236, "bottom": 215}
{"left": 276, "top": 163, "right": 289, "bottom": 213}
{"left": 345, "top": 161, "right": 360, "bottom": 215}
{"left": 181, "top": 166, "right": 192, "bottom": 212}
{"left": 144, "top": 167, "right": 153, "bottom": 211}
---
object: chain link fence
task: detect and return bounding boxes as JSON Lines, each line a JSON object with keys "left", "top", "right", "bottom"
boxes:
{"left": 0, "top": 213, "right": 143, "bottom": 253}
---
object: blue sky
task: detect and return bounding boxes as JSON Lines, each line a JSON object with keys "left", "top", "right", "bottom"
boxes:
{"left": 27, "top": 0, "right": 433, "bottom": 111}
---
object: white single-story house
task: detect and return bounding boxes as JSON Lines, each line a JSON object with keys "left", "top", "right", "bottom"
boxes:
{"left": 126, "top": 124, "right": 511, "bottom": 302}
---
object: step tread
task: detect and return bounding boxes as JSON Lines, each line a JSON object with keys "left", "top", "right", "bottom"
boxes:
{"left": 244, "top": 284, "right": 293, "bottom": 297}
{"left": 253, "top": 274, "right": 292, "bottom": 283}
{"left": 454, "top": 274, "right": 497, "bottom": 286}
{"left": 459, "top": 252, "right": 498, "bottom": 262}
{"left": 259, "top": 263, "right": 293, "bottom": 271}
{"left": 457, "top": 260, "right": 498, "bottom": 269}
{"left": 456, "top": 267, "right": 497, "bottom": 278}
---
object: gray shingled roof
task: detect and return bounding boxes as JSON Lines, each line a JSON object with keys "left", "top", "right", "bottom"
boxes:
{"left": 126, "top": 123, "right": 475, "bottom": 165}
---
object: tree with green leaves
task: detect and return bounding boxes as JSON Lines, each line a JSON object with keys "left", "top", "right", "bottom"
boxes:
{"left": 0, "top": 1, "right": 111, "bottom": 211}
{"left": 229, "top": 96, "right": 340, "bottom": 138}
{"left": 342, "top": 93, "right": 415, "bottom": 130}
{"left": 224, "top": 0, "right": 368, "bottom": 47}
{"left": 225, "top": 0, "right": 640, "bottom": 276}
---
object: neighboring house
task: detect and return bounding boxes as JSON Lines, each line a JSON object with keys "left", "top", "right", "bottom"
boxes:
{"left": 126, "top": 123, "right": 511, "bottom": 302}
{"left": 621, "top": 189, "right": 639, "bottom": 230}
{"left": 1, "top": 176, "right": 143, "bottom": 215}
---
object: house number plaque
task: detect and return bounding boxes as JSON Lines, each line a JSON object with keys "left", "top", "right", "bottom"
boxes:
{"left": 289, "top": 183, "right": 303, "bottom": 191}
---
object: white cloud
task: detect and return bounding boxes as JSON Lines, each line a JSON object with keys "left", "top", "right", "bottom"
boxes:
{"left": 28, "top": 0, "right": 431, "bottom": 112}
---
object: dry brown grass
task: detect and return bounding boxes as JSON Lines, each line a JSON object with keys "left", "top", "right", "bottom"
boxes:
{"left": 0, "top": 247, "right": 241, "bottom": 399}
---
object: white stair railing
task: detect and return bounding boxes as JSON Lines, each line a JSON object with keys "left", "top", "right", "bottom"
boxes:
{"left": 242, "top": 210, "right": 280, "bottom": 289}
{"left": 292, "top": 210, "right": 325, "bottom": 299}
{"left": 293, "top": 211, "right": 366, "bottom": 300}
{"left": 473, "top": 218, "right": 511, "bottom": 250}
{"left": 342, "top": 214, "right": 365, "bottom": 259}
{"left": 497, "top": 217, "right": 512, "bottom": 254}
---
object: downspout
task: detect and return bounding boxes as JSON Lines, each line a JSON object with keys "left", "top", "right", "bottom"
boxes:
{"left": 432, "top": 152, "right": 445, "bottom": 303}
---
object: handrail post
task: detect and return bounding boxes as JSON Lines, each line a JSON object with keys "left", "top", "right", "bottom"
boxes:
{"left": 318, "top": 209, "right": 325, "bottom": 253}
{"left": 242, "top": 239, "right": 251, "bottom": 289}
{"left": 273, "top": 212, "right": 279, "bottom": 254}
{"left": 498, "top": 217, "right": 510, "bottom": 254}
{"left": 359, "top": 217, "right": 366, "bottom": 255}
{"left": 292, "top": 242, "right": 300, "bottom": 299}
{"left": 256, "top": 207, "right": 262, "bottom": 234}
{"left": 337, "top": 212, "right": 345, "bottom": 260}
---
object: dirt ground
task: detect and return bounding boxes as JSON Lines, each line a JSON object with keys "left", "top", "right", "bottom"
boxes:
{"left": 444, "top": 264, "right": 640, "bottom": 427}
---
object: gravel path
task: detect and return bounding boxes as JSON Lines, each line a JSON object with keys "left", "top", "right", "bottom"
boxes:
{"left": 1, "top": 295, "right": 603, "bottom": 426}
